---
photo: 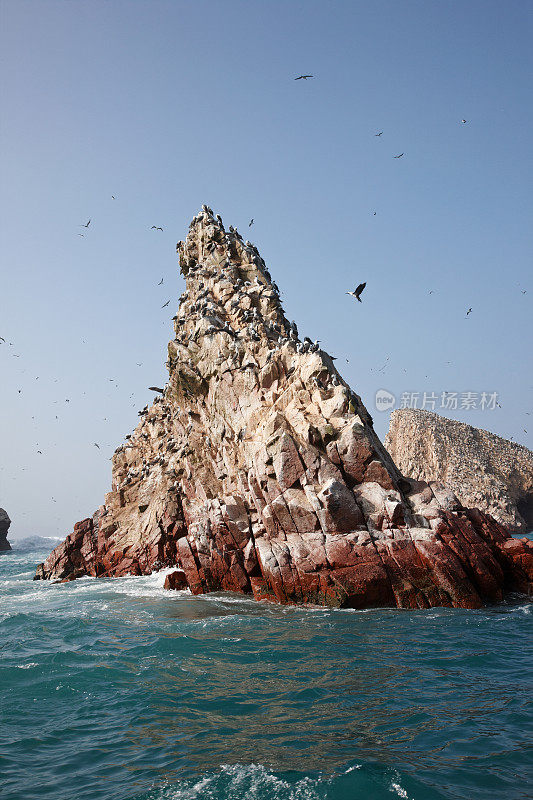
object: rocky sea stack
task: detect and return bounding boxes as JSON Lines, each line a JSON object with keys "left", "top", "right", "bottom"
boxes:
{"left": 35, "top": 209, "right": 533, "bottom": 607}
{"left": 386, "top": 409, "right": 533, "bottom": 534}
{"left": 0, "top": 509, "right": 12, "bottom": 553}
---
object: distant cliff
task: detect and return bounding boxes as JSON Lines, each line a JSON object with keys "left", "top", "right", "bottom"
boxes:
{"left": 0, "top": 509, "right": 12, "bottom": 552}
{"left": 385, "top": 409, "right": 533, "bottom": 533}
{"left": 34, "top": 209, "right": 533, "bottom": 608}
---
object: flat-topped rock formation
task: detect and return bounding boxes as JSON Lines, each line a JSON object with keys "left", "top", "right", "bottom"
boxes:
{"left": 35, "top": 209, "right": 533, "bottom": 607}
{"left": 0, "top": 508, "right": 12, "bottom": 552}
{"left": 386, "top": 409, "right": 533, "bottom": 534}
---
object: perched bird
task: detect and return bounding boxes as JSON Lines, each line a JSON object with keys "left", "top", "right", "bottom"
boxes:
{"left": 249, "top": 219, "right": 254, "bottom": 227}
{"left": 393, "top": 153, "right": 404, "bottom": 158}
{"left": 94, "top": 443, "right": 100, "bottom": 449}
{"left": 148, "top": 386, "right": 165, "bottom": 393}
{"left": 151, "top": 226, "right": 164, "bottom": 231}
{"left": 158, "top": 278, "right": 164, "bottom": 285}
{"left": 346, "top": 282, "right": 366, "bottom": 302}
{"left": 375, "top": 131, "right": 383, "bottom": 137}
{"left": 161, "top": 300, "right": 170, "bottom": 308}
{"left": 295, "top": 75, "right": 313, "bottom": 80}
{"left": 466, "top": 307, "right": 472, "bottom": 316}
{"left": 81, "top": 219, "right": 91, "bottom": 227}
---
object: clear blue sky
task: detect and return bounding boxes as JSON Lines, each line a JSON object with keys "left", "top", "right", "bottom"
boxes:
{"left": 1, "top": 0, "right": 532, "bottom": 540}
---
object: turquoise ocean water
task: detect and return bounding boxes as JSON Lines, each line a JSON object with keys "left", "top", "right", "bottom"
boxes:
{"left": 1, "top": 538, "right": 532, "bottom": 800}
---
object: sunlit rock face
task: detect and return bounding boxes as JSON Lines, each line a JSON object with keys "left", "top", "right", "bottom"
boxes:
{"left": 35, "top": 210, "right": 533, "bottom": 607}
{"left": 386, "top": 409, "right": 533, "bottom": 534}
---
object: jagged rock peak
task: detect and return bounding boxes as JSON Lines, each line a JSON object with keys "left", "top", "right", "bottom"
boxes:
{"left": 34, "top": 209, "right": 533, "bottom": 608}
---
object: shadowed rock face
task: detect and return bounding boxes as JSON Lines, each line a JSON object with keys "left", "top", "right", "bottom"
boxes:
{"left": 385, "top": 409, "right": 533, "bottom": 534}
{"left": 34, "top": 210, "right": 533, "bottom": 607}
{"left": 0, "top": 509, "right": 12, "bottom": 552}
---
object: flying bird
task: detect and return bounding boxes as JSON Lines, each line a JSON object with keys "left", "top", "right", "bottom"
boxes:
{"left": 151, "top": 226, "right": 164, "bottom": 231}
{"left": 346, "top": 282, "right": 366, "bottom": 302}
{"left": 148, "top": 386, "right": 165, "bottom": 393}
{"left": 94, "top": 443, "right": 100, "bottom": 449}
{"left": 161, "top": 300, "right": 170, "bottom": 308}
{"left": 295, "top": 75, "right": 313, "bottom": 80}
{"left": 111, "top": 195, "right": 116, "bottom": 199}
{"left": 462, "top": 119, "right": 467, "bottom": 123}
{"left": 466, "top": 307, "right": 472, "bottom": 316}
{"left": 158, "top": 278, "right": 164, "bottom": 285}
{"left": 81, "top": 219, "right": 91, "bottom": 227}
{"left": 375, "top": 131, "right": 383, "bottom": 137}
{"left": 0, "top": 337, "right": 4, "bottom": 343}
{"left": 393, "top": 153, "right": 404, "bottom": 158}
{"left": 249, "top": 219, "right": 254, "bottom": 227}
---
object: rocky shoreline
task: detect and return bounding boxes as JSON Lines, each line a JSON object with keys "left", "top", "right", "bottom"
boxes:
{"left": 35, "top": 209, "right": 533, "bottom": 608}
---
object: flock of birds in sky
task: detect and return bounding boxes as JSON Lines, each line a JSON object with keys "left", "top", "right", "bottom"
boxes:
{"left": 2, "top": 72, "right": 531, "bottom": 480}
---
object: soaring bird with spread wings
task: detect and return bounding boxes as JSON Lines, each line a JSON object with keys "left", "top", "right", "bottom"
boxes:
{"left": 346, "top": 283, "right": 366, "bottom": 302}
{"left": 295, "top": 75, "right": 313, "bottom": 80}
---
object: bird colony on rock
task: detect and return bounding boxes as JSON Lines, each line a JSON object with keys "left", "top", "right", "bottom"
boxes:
{"left": 35, "top": 209, "right": 533, "bottom": 608}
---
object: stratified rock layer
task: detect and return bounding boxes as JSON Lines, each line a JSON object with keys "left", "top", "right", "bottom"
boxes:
{"left": 0, "top": 509, "right": 12, "bottom": 553}
{"left": 35, "top": 210, "right": 533, "bottom": 607}
{"left": 386, "top": 409, "right": 533, "bottom": 534}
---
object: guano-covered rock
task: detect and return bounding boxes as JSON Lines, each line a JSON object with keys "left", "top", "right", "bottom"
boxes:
{"left": 35, "top": 210, "right": 533, "bottom": 608}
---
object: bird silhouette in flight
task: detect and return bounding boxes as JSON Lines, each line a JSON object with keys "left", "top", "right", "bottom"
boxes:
{"left": 466, "top": 307, "right": 472, "bottom": 316}
{"left": 161, "top": 300, "right": 170, "bottom": 308}
{"left": 346, "top": 283, "right": 366, "bottom": 302}
{"left": 461, "top": 119, "right": 467, "bottom": 124}
{"left": 158, "top": 278, "right": 164, "bottom": 285}
{"left": 151, "top": 226, "right": 163, "bottom": 231}
{"left": 393, "top": 153, "right": 404, "bottom": 158}
{"left": 81, "top": 219, "right": 91, "bottom": 227}
{"left": 295, "top": 75, "right": 313, "bottom": 80}
{"left": 375, "top": 131, "right": 383, "bottom": 137}
{"left": 94, "top": 443, "right": 100, "bottom": 449}
{"left": 249, "top": 219, "right": 254, "bottom": 227}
